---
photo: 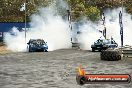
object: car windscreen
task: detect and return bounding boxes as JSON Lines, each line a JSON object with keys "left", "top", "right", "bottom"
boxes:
{"left": 31, "top": 40, "right": 44, "bottom": 45}
{"left": 95, "top": 39, "right": 103, "bottom": 43}
{"left": 103, "top": 39, "right": 111, "bottom": 44}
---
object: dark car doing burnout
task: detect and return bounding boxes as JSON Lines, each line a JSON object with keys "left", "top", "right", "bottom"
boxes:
{"left": 91, "top": 39, "right": 118, "bottom": 52}
{"left": 27, "top": 39, "right": 48, "bottom": 52}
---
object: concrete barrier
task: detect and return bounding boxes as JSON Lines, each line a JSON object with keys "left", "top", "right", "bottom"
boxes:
{"left": 72, "top": 43, "right": 80, "bottom": 49}
{"left": 118, "top": 45, "right": 132, "bottom": 58}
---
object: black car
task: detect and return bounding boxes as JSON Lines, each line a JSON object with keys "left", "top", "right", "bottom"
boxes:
{"left": 91, "top": 39, "right": 118, "bottom": 52}
{"left": 27, "top": 39, "right": 48, "bottom": 52}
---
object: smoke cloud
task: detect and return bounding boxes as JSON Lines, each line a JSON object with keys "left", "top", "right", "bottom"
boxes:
{"left": 77, "top": 21, "right": 104, "bottom": 50}
{"left": 4, "top": 1, "right": 71, "bottom": 52}
{"left": 4, "top": 2, "right": 132, "bottom": 52}
{"left": 4, "top": 27, "right": 27, "bottom": 52}
{"left": 77, "top": 7, "right": 132, "bottom": 50}
{"left": 104, "top": 8, "right": 132, "bottom": 46}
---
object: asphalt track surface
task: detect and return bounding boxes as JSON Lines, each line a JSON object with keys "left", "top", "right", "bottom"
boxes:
{"left": 0, "top": 49, "right": 132, "bottom": 88}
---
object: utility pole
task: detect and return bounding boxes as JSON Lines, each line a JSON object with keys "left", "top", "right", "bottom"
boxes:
{"left": 102, "top": 13, "right": 106, "bottom": 39}
{"left": 25, "top": 0, "right": 27, "bottom": 44}
{"left": 67, "top": 9, "right": 72, "bottom": 31}
{"left": 119, "top": 0, "right": 123, "bottom": 47}
{"left": 119, "top": 11, "right": 123, "bottom": 47}
{"left": 121, "top": 0, "right": 123, "bottom": 13}
{"left": 67, "top": 9, "right": 72, "bottom": 42}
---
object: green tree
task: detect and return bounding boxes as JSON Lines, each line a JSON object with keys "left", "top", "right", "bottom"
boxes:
{"left": 0, "top": 0, "right": 131, "bottom": 22}
{"left": 85, "top": 6, "right": 100, "bottom": 21}
{"left": 125, "top": 0, "right": 132, "bottom": 14}
{"left": 67, "top": 0, "right": 100, "bottom": 21}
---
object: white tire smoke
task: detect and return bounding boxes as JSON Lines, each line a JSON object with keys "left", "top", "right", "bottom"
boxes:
{"left": 4, "top": 5, "right": 132, "bottom": 52}
{"left": 4, "top": 7, "right": 71, "bottom": 52}
{"left": 77, "top": 8, "right": 132, "bottom": 50}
